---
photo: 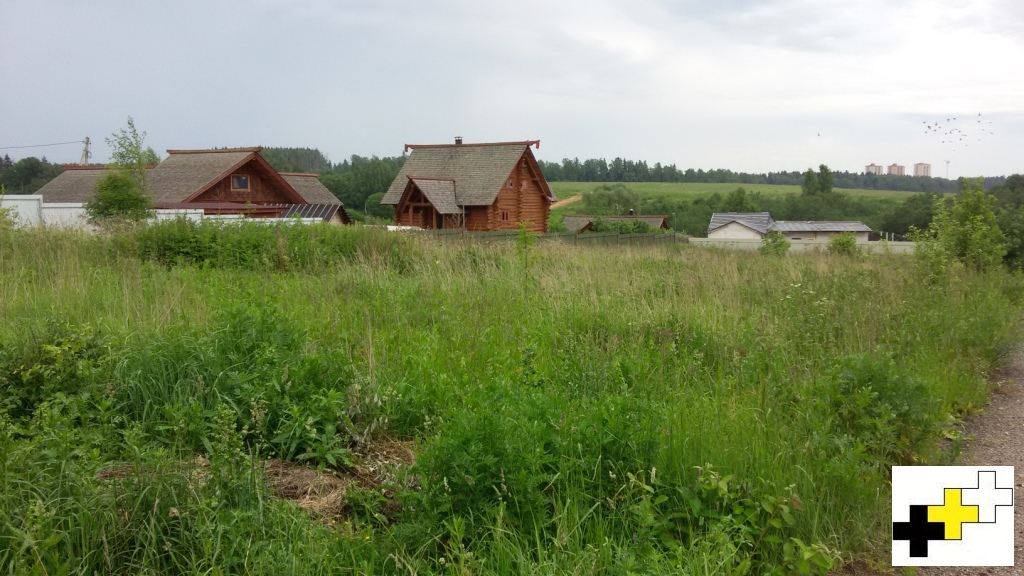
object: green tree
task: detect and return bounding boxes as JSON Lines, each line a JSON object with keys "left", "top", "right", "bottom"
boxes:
{"left": 719, "top": 187, "right": 758, "bottom": 212}
{"left": 84, "top": 172, "right": 152, "bottom": 222}
{"left": 106, "top": 116, "right": 149, "bottom": 187}
{"left": 818, "top": 164, "right": 834, "bottom": 195}
{"left": 801, "top": 169, "right": 819, "bottom": 196}
{"left": 86, "top": 117, "right": 154, "bottom": 222}
{"left": 909, "top": 178, "right": 1005, "bottom": 276}
{"left": 364, "top": 192, "right": 393, "bottom": 219}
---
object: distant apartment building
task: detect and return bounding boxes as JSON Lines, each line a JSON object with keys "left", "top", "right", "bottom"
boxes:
{"left": 887, "top": 164, "right": 906, "bottom": 176}
{"left": 913, "top": 163, "right": 931, "bottom": 177}
{"left": 865, "top": 163, "right": 883, "bottom": 175}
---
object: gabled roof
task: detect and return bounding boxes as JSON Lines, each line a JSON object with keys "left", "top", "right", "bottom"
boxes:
{"left": 562, "top": 214, "right": 670, "bottom": 233}
{"left": 279, "top": 173, "right": 341, "bottom": 205}
{"left": 381, "top": 141, "right": 553, "bottom": 206}
{"left": 409, "top": 178, "right": 462, "bottom": 214}
{"left": 33, "top": 148, "right": 338, "bottom": 207}
{"left": 771, "top": 221, "right": 872, "bottom": 233}
{"left": 708, "top": 212, "right": 774, "bottom": 234}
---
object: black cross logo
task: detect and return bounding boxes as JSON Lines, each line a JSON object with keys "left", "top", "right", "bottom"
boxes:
{"left": 893, "top": 505, "right": 946, "bottom": 557}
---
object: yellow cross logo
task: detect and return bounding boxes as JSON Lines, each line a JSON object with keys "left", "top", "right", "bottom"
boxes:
{"left": 928, "top": 488, "right": 979, "bottom": 540}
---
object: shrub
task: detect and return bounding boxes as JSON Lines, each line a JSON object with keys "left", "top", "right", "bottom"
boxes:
{"left": 827, "top": 232, "right": 859, "bottom": 256}
{"left": 909, "top": 179, "right": 1006, "bottom": 278}
{"left": 84, "top": 172, "right": 152, "bottom": 222}
{"left": 759, "top": 230, "right": 791, "bottom": 255}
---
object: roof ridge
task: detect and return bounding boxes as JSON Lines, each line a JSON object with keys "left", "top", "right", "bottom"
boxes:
{"left": 278, "top": 172, "right": 320, "bottom": 177}
{"left": 166, "top": 147, "right": 263, "bottom": 154}
{"left": 408, "top": 176, "right": 456, "bottom": 181}
{"left": 403, "top": 140, "right": 539, "bottom": 152}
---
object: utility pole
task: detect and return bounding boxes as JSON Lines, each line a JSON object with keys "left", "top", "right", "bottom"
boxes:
{"left": 80, "top": 137, "right": 91, "bottom": 165}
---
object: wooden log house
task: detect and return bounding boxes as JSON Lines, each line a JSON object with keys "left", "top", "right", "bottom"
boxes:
{"left": 380, "top": 139, "right": 556, "bottom": 233}
{"left": 33, "top": 147, "right": 350, "bottom": 223}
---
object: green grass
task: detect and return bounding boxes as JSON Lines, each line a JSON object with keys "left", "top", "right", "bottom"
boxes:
{"left": 0, "top": 221, "right": 1020, "bottom": 574}
{"left": 550, "top": 181, "right": 932, "bottom": 203}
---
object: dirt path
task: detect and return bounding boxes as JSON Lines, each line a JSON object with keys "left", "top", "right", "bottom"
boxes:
{"left": 845, "top": 347, "right": 1024, "bottom": 575}
{"left": 550, "top": 194, "right": 582, "bottom": 209}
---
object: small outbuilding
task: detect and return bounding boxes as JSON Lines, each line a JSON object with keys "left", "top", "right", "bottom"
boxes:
{"left": 707, "top": 212, "right": 871, "bottom": 243}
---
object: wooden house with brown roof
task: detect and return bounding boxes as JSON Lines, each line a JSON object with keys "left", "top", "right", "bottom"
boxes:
{"left": 380, "top": 139, "right": 556, "bottom": 232}
{"left": 34, "top": 147, "right": 350, "bottom": 223}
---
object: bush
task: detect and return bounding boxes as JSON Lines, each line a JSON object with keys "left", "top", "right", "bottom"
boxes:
{"left": 759, "top": 230, "right": 791, "bottom": 255}
{"left": 909, "top": 179, "right": 1006, "bottom": 278}
{"left": 134, "top": 219, "right": 419, "bottom": 272}
{"left": 827, "top": 232, "right": 859, "bottom": 256}
{"left": 84, "top": 172, "right": 152, "bottom": 222}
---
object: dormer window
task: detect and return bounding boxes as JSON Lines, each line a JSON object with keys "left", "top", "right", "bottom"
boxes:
{"left": 231, "top": 175, "right": 250, "bottom": 191}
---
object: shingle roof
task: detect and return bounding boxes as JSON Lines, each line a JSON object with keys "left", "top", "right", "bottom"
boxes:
{"left": 34, "top": 149, "right": 332, "bottom": 207}
{"left": 147, "top": 148, "right": 258, "bottom": 204}
{"left": 562, "top": 214, "right": 670, "bottom": 233}
{"left": 381, "top": 142, "right": 552, "bottom": 206}
{"left": 708, "top": 212, "right": 774, "bottom": 234}
{"left": 410, "top": 178, "right": 462, "bottom": 214}
{"left": 770, "top": 221, "right": 872, "bottom": 233}
{"left": 280, "top": 173, "right": 341, "bottom": 205}
{"left": 31, "top": 167, "right": 109, "bottom": 203}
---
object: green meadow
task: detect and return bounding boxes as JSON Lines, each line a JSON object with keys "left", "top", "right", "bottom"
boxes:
{"left": 0, "top": 220, "right": 1020, "bottom": 574}
{"left": 549, "top": 182, "right": 930, "bottom": 203}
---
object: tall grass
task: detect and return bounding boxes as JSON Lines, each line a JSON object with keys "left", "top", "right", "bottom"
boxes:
{"left": 0, "top": 221, "right": 1020, "bottom": 573}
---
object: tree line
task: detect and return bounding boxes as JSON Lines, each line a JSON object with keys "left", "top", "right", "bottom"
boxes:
{"left": 261, "top": 147, "right": 404, "bottom": 220}
{"left": 0, "top": 155, "right": 64, "bottom": 194}
{"left": 538, "top": 157, "right": 1006, "bottom": 194}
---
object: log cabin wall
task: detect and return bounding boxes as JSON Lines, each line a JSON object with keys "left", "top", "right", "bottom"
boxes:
{"left": 191, "top": 159, "right": 296, "bottom": 204}
{"left": 465, "top": 207, "right": 490, "bottom": 231}
{"left": 487, "top": 155, "right": 550, "bottom": 233}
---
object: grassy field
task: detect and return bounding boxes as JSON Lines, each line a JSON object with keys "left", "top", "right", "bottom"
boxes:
{"left": 549, "top": 181, "right": 930, "bottom": 202}
{"left": 0, "top": 220, "right": 1020, "bottom": 574}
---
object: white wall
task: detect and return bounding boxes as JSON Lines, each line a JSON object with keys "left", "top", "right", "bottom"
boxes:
{"left": 40, "top": 204, "right": 89, "bottom": 228}
{"left": 690, "top": 237, "right": 914, "bottom": 254}
{"left": 0, "top": 195, "right": 43, "bottom": 226}
{"left": 708, "top": 221, "right": 763, "bottom": 240}
{"left": 0, "top": 199, "right": 323, "bottom": 228}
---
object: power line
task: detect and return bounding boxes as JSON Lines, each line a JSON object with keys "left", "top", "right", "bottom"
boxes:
{"left": 0, "top": 140, "right": 86, "bottom": 151}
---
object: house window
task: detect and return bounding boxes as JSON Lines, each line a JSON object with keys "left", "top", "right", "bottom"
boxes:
{"left": 507, "top": 178, "right": 513, "bottom": 189}
{"left": 231, "top": 175, "right": 250, "bottom": 191}
{"left": 501, "top": 211, "right": 510, "bottom": 221}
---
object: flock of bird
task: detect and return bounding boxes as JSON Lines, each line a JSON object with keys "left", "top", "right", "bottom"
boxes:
{"left": 922, "top": 113, "right": 995, "bottom": 153}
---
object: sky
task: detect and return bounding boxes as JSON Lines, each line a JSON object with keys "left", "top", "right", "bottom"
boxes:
{"left": 2, "top": 0, "right": 1023, "bottom": 179}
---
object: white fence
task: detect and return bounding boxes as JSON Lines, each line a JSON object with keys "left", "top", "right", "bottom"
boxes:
{"left": 1, "top": 197, "right": 321, "bottom": 228}
{"left": 689, "top": 237, "right": 915, "bottom": 254}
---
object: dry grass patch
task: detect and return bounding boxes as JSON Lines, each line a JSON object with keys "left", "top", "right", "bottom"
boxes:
{"left": 264, "top": 439, "right": 416, "bottom": 522}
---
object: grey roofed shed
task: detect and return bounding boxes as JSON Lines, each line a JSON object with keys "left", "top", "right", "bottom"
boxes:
{"left": 380, "top": 142, "right": 555, "bottom": 207}
{"left": 707, "top": 212, "right": 774, "bottom": 234}
{"left": 770, "top": 221, "right": 872, "bottom": 232}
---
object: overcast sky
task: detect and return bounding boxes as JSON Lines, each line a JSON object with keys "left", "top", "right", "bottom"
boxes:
{"left": 2, "top": 0, "right": 1023, "bottom": 178}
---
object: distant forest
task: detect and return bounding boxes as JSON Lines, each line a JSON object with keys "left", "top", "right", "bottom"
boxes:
{"left": 536, "top": 157, "right": 1006, "bottom": 193}
{"left": 0, "top": 155, "right": 64, "bottom": 194}
{"left": 2, "top": 148, "right": 1010, "bottom": 216}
